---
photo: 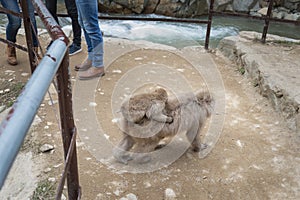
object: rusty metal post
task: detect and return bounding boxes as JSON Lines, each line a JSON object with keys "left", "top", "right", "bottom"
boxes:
{"left": 205, "top": 0, "right": 214, "bottom": 50}
{"left": 262, "top": 0, "right": 274, "bottom": 43}
{"left": 56, "top": 53, "right": 81, "bottom": 200}
{"left": 31, "top": 1, "right": 80, "bottom": 198}
{"left": 20, "top": 0, "right": 36, "bottom": 72}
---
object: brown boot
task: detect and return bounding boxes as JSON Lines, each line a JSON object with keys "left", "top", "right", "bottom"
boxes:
{"left": 7, "top": 45, "right": 18, "bottom": 65}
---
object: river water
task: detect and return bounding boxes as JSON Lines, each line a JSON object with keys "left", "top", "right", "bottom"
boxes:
{"left": 0, "top": 1, "right": 299, "bottom": 48}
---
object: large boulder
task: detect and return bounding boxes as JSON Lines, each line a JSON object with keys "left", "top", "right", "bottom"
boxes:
{"left": 154, "top": 0, "right": 182, "bottom": 16}
{"left": 284, "top": 0, "right": 300, "bottom": 11}
{"left": 98, "top": 0, "right": 209, "bottom": 17}
{"left": 97, "top": 0, "right": 300, "bottom": 19}
{"left": 155, "top": 0, "right": 208, "bottom": 17}
{"left": 232, "top": 0, "right": 260, "bottom": 12}
{"left": 113, "top": 0, "right": 145, "bottom": 13}
{"left": 143, "top": 0, "right": 160, "bottom": 14}
{"left": 214, "top": 0, "right": 233, "bottom": 11}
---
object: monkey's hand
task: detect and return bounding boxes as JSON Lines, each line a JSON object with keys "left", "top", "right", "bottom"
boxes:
{"left": 166, "top": 116, "right": 173, "bottom": 123}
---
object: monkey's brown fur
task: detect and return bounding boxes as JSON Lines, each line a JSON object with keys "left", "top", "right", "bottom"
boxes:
{"left": 120, "top": 88, "right": 172, "bottom": 124}
{"left": 114, "top": 90, "right": 214, "bottom": 164}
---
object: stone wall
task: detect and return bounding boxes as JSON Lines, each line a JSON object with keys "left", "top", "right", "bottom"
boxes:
{"left": 98, "top": 0, "right": 300, "bottom": 20}
{"left": 217, "top": 31, "right": 300, "bottom": 133}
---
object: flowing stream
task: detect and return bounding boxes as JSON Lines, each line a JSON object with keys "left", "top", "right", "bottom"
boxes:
{"left": 0, "top": 1, "right": 299, "bottom": 48}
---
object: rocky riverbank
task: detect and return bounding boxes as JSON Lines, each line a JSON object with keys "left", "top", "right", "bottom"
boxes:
{"left": 217, "top": 31, "right": 300, "bottom": 133}
{"left": 1, "top": 31, "right": 300, "bottom": 199}
{"left": 98, "top": 0, "right": 300, "bottom": 21}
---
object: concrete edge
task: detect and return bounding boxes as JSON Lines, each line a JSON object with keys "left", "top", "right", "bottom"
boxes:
{"left": 217, "top": 31, "right": 300, "bottom": 133}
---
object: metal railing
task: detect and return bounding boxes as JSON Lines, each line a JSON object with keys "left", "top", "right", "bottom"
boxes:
{"left": 1, "top": 0, "right": 298, "bottom": 50}
{"left": 0, "top": 0, "right": 80, "bottom": 199}
{"left": 0, "top": 0, "right": 298, "bottom": 199}
{"left": 53, "top": 0, "right": 299, "bottom": 48}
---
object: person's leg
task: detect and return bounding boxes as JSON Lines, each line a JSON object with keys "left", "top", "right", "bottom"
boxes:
{"left": 65, "top": 0, "right": 81, "bottom": 46}
{"left": 76, "top": 0, "right": 104, "bottom": 79}
{"left": 45, "top": 0, "right": 59, "bottom": 23}
{"left": 74, "top": 2, "right": 92, "bottom": 71}
{"left": 76, "top": 1, "right": 92, "bottom": 55}
{"left": 26, "top": 0, "right": 38, "bottom": 47}
{"left": 0, "top": 0, "right": 21, "bottom": 65}
{"left": 45, "top": 0, "right": 58, "bottom": 50}
{"left": 26, "top": 0, "right": 41, "bottom": 63}
{"left": 76, "top": 0, "right": 103, "bottom": 66}
{"left": 0, "top": 0, "right": 21, "bottom": 43}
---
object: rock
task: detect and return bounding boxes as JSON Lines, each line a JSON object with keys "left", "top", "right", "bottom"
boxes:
{"left": 232, "top": 0, "right": 260, "bottom": 12}
{"left": 21, "top": 73, "right": 29, "bottom": 77}
{"left": 114, "top": 0, "right": 145, "bottom": 13}
{"left": 89, "top": 102, "right": 97, "bottom": 107}
{"left": 112, "top": 118, "right": 120, "bottom": 123}
{"left": 236, "top": 140, "right": 244, "bottom": 148}
{"left": 218, "top": 31, "right": 300, "bottom": 132}
{"left": 165, "top": 188, "right": 176, "bottom": 199}
{"left": 61, "top": 25, "right": 73, "bottom": 37}
{"left": 144, "top": 0, "right": 160, "bottom": 14}
{"left": 155, "top": 0, "right": 181, "bottom": 16}
{"left": 225, "top": 4, "right": 234, "bottom": 12}
{"left": 277, "top": 6, "right": 290, "bottom": 12}
{"left": 112, "top": 69, "right": 122, "bottom": 73}
{"left": 48, "top": 177, "right": 56, "bottom": 182}
{"left": 284, "top": 0, "right": 300, "bottom": 11}
{"left": 215, "top": 0, "right": 232, "bottom": 11}
{"left": 44, "top": 167, "right": 52, "bottom": 173}
{"left": 54, "top": 163, "right": 63, "bottom": 168}
{"left": 0, "top": 105, "right": 5, "bottom": 113}
{"left": 96, "top": 0, "right": 300, "bottom": 19}
{"left": 272, "top": 11, "right": 286, "bottom": 19}
{"left": 32, "top": 115, "right": 42, "bottom": 126}
{"left": 5, "top": 70, "right": 15, "bottom": 74}
{"left": 113, "top": 189, "right": 120, "bottom": 196}
{"left": 48, "top": 100, "right": 58, "bottom": 105}
{"left": 39, "top": 144, "right": 54, "bottom": 153}
{"left": 48, "top": 83, "right": 57, "bottom": 95}
{"left": 284, "top": 13, "right": 300, "bottom": 20}
{"left": 126, "top": 193, "right": 138, "bottom": 200}
{"left": 96, "top": 193, "right": 105, "bottom": 199}
{"left": 47, "top": 122, "right": 53, "bottom": 126}
{"left": 257, "top": 7, "right": 268, "bottom": 16}
{"left": 250, "top": 11, "right": 262, "bottom": 17}
{"left": 143, "top": 181, "right": 152, "bottom": 188}
{"left": 61, "top": 194, "right": 67, "bottom": 200}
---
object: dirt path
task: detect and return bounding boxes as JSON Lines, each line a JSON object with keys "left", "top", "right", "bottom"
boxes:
{"left": 0, "top": 35, "right": 299, "bottom": 199}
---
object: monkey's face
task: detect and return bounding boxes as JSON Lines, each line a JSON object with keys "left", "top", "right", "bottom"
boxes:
{"left": 154, "top": 88, "right": 168, "bottom": 101}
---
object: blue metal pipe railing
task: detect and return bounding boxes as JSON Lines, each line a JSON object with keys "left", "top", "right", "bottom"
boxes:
{"left": 0, "top": 1, "right": 80, "bottom": 198}
{"left": 0, "top": 39, "right": 67, "bottom": 188}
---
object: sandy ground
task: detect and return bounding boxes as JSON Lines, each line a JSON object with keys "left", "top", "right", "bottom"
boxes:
{"left": 0, "top": 34, "right": 300, "bottom": 200}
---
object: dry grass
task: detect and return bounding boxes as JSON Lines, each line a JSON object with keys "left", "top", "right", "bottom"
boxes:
{"left": 0, "top": 79, "right": 24, "bottom": 111}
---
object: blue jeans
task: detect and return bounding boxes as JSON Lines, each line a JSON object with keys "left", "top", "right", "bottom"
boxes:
{"left": 0, "top": 0, "right": 38, "bottom": 47}
{"left": 76, "top": 0, "right": 103, "bottom": 68}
